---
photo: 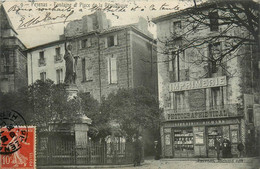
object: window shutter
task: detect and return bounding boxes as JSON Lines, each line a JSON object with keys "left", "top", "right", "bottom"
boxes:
{"left": 169, "top": 55, "right": 173, "bottom": 71}
{"left": 104, "top": 38, "right": 108, "bottom": 48}
{"left": 79, "top": 40, "right": 82, "bottom": 49}
{"left": 86, "top": 58, "right": 93, "bottom": 80}
{"left": 87, "top": 38, "right": 92, "bottom": 47}
{"left": 82, "top": 58, "right": 86, "bottom": 81}
{"left": 107, "top": 57, "right": 111, "bottom": 83}
{"left": 61, "top": 69, "right": 63, "bottom": 83}
{"left": 111, "top": 57, "right": 117, "bottom": 83}
{"left": 114, "top": 34, "right": 118, "bottom": 46}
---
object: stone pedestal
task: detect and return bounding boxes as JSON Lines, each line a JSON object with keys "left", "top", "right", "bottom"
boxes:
{"left": 75, "top": 114, "right": 92, "bottom": 147}
{"left": 65, "top": 84, "right": 79, "bottom": 100}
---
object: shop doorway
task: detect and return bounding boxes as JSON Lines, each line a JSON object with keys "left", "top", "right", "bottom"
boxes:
{"left": 207, "top": 126, "right": 223, "bottom": 157}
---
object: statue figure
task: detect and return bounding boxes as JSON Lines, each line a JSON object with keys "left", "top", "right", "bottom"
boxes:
{"left": 64, "top": 42, "right": 78, "bottom": 84}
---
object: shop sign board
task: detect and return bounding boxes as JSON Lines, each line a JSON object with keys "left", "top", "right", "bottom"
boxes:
{"left": 166, "top": 119, "right": 240, "bottom": 127}
{"left": 169, "top": 76, "right": 227, "bottom": 92}
{"left": 166, "top": 109, "right": 230, "bottom": 121}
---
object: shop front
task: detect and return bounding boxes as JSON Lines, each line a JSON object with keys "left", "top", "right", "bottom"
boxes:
{"left": 162, "top": 118, "right": 242, "bottom": 158}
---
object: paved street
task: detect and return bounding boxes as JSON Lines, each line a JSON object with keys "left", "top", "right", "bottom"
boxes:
{"left": 121, "top": 159, "right": 259, "bottom": 169}
{"left": 38, "top": 158, "right": 260, "bottom": 169}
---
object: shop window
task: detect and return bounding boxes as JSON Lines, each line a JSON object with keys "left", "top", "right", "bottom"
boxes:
{"left": 209, "top": 11, "right": 219, "bottom": 31}
{"left": 173, "top": 128, "right": 194, "bottom": 157}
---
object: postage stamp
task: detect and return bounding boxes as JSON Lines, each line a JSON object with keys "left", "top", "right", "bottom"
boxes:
{"left": 0, "top": 110, "right": 36, "bottom": 169}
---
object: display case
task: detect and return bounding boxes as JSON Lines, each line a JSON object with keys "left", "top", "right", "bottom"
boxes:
{"left": 173, "top": 128, "right": 194, "bottom": 157}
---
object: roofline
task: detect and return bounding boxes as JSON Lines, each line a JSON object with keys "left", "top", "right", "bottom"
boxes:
{"left": 100, "top": 25, "right": 155, "bottom": 42}
{"left": 26, "top": 39, "right": 66, "bottom": 52}
{"left": 27, "top": 25, "right": 155, "bottom": 51}
{"left": 1, "top": 5, "right": 18, "bottom": 35}
{"left": 152, "top": 0, "right": 257, "bottom": 23}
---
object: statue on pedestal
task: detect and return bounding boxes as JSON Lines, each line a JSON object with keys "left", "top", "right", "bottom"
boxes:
{"left": 64, "top": 42, "right": 79, "bottom": 85}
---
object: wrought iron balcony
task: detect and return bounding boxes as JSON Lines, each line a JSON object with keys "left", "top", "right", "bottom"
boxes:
{"left": 164, "top": 104, "right": 243, "bottom": 121}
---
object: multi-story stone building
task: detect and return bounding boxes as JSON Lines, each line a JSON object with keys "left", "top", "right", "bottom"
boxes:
{"left": 27, "top": 11, "right": 157, "bottom": 101}
{"left": 153, "top": 1, "right": 259, "bottom": 158}
{"left": 0, "top": 5, "right": 27, "bottom": 92}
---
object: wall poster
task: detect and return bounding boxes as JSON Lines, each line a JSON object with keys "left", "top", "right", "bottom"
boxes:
{"left": 231, "top": 130, "right": 238, "bottom": 143}
{"left": 194, "top": 131, "right": 204, "bottom": 144}
{"left": 165, "top": 133, "right": 171, "bottom": 145}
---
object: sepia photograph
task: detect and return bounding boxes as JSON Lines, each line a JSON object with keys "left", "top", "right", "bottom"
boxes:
{"left": 0, "top": 0, "right": 259, "bottom": 168}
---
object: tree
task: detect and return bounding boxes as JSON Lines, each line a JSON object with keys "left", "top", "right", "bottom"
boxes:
{"left": 78, "top": 92, "right": 110, "bottom": 141}
{"left": 158, "top": 0, "right": 259, "bottom": 78}
{"left": 0, "top": 79, "right": 89, "bottom": 128}
{"left": 101, "top": 87, "right": 162, "bottom": 141}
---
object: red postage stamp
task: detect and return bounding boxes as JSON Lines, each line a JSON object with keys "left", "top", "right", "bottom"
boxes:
{"left": 0, "top": 126, "right": 36, "bottom": 169}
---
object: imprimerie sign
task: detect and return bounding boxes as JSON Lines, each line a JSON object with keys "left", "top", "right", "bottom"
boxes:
{"left": 167, "top": 110, "right": 229, "bottom": 121}
{"left": 169, "top": 76, "right": 227, "bottom": 92}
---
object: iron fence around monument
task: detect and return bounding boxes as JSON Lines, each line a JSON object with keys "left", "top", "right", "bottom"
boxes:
{"left": 36, "top": 134, "right": 135, "bottom": 166}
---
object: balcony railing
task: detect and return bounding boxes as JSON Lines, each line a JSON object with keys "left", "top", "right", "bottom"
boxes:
{"left": 38, "top": 59, "right": 46, "bottom": 67}
{"left": 54, "top": 54, "right": 63, "bottom": 63}
{"left": 164, "top": 104, "right": 243, "bottom": 121}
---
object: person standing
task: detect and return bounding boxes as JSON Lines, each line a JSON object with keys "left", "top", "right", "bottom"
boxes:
{"left": 222, "top": 137, "right": 231, "bottom": 158}
{"left": 154, "top": 141, "right": 160, "bottom": 160}
{"left": 237, "top": 142, "right": 244, "bottom": 157}
{"left": 214, "top": 137, "right": 221, "bottom": 160}
{"left": 133, "top": 135, "right": 143, "bottom": 167}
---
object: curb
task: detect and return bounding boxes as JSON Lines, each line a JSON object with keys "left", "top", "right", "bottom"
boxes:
{"left": 160, "top": 157, "right": 259, "bottom": 163}
{"left": 38, "top": 162, "right": 149, "bottom": 169}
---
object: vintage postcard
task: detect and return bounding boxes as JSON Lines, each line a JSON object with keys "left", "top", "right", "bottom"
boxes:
{"left": 0, "top": 0, "right": 259, "bottom": 168}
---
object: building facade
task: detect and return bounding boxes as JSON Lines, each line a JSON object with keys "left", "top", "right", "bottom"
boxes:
{"left": 153, "top": 1, "right": 260, "bottom": 158}
{"left": 0, "top": 5, "right": 27, "bottom": 93}
{"left": 27, "top": 11, "right": 157, "bottom": 101}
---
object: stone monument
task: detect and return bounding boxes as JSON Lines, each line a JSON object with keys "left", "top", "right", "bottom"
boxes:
{"left": 63, "top": 41, "right": 91, "bottom": 145}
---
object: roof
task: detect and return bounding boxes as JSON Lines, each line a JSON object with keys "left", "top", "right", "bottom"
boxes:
{"left": 152, "top": 0, "right": 258, "bottom": 23}
{"left": 27, "top": 23, "right": 155, "bottom": 52}
{"left": 26, "top": 39, "right": 67, "bottom": 52}
{"left": 0, "top": 5, "right": 18, "bottom": 35}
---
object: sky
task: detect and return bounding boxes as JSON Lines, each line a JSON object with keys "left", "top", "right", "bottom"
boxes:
{"left": 2, "top": 0, "right": 205, "bottom": 48}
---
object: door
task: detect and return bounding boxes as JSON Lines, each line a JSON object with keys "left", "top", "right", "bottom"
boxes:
{"left": 207, "top": 126, "right": 222, "bottom": 157}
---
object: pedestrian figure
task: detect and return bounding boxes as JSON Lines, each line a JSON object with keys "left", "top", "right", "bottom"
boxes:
{"left": 237, "top": 142, "right": 244, "bottom": 157}
{"left": 154, "top": 141, "right": 160, "bottom": 160}
{"left": 214, "top": 136, "right": 221, "bottom": 160}
{"left": 222, "top": 137, "right": 231, "bottom": 158}
{"left": 133, "top": 135, "right": 143, "bottom": 167}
